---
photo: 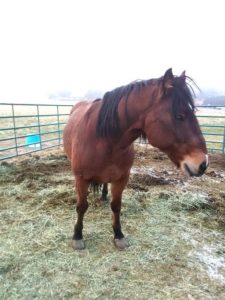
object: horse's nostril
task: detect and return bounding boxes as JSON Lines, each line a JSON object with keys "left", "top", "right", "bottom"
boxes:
{"left": 199, "top": 160, "right": 208, "bottom": 174}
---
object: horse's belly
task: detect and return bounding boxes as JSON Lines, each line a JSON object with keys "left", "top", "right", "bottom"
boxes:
{"left": 84, "top": 164, "right": 128, "bottom": 183}
{"left": 101, "top": 165, "right": 125, "bottom": 182}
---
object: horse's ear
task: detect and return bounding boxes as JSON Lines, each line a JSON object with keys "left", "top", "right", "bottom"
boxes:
{"left": 163, "top": 68, "right": 174, "bottom": 90}
{"left": 180, "top": 70, "right": 186, "bottom": 84}
{"left": 181, "top": 71, "right": 186, "bottom": 77}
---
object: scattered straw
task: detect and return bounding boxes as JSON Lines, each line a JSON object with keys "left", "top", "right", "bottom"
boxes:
{"left": 1, "top": 147, "right": 225, "bottom": 299}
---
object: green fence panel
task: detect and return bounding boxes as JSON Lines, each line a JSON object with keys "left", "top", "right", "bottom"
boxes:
{"left": 0, "top": 103, "right": 73, "bottom": 160}
{"left": 196, "top": 106, "right": 225, "bottom": 153}
{"left": 0, "top": 103, "right": 225, "bottom": 161}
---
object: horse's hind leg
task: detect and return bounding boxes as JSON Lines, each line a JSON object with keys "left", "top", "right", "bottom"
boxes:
{"left": 111, "top": 175, "right": 129, "bottom": 249}
{"left": 72, "top": 176, "right": 89, "bottom": 250}
{"left": 100, "top": 183, "right": 108, "bottom": 201}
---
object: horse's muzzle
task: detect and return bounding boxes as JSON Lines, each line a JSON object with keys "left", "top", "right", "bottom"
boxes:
{"left": 198, "top": 160, "right": 208, "bottom": 175}
{"left": 181, "top": 154, "right": 209, "bottom": 177}
{"left": 184, "top": 160, "right": 208, "bottom": 177}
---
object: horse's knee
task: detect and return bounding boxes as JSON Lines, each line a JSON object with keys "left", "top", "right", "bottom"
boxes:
{"left": 76, "top": 201, "right": 89, "bottom": 214}
{"left": 110, "top": 201, "right": 121, "bottom": 213}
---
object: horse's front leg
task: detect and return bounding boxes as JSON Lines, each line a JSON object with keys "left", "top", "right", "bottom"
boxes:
{"left": 111, "top": 174, "right": 129, "bottom": 249}
{"left": 72, "top": 176, "right": 89, "bottom": 250}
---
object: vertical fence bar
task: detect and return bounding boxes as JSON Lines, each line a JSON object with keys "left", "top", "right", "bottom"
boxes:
{"left": 57, "top": 105, "right": 60, "bottom": 146}
{"left": 12, "top": 104, "right": 18, "bottom": 156}
{"left": 223, "top": 126, "right": 225, "bottom": 154}
{"left": 37, "top": 104, "right": 42, "bottom": 150}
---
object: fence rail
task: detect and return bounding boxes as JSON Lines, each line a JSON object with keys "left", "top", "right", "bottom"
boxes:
{"left": 196, "top": 105, "right": 225, "bottom": 153}
{"left": 0, "top": 103, "right": 73, "bottom": 160}
{"left": 0, "top": 103, "right": 224, "bottom": 161}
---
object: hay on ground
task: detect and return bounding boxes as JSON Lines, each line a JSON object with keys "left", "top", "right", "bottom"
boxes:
{"left": 1, "top": 146, "right": 225, "bottom": 299}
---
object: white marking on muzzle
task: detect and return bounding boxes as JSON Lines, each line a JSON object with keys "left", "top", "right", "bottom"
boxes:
{"left": 181, "top": 153, "right": 208, "bottom": 177}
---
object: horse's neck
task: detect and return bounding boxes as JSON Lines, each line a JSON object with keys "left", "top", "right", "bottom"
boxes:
{"left": 115, "top": 91, "right": 155, "bottom": 149}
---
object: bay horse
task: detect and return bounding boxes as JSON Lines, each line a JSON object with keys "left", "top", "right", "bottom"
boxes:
{"left": 63, "top": 68, "right": 208, "bottom": 250}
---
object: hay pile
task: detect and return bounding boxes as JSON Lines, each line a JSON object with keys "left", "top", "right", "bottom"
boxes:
{"left": 1, "top": 146, "right": 225, "bottom": 299}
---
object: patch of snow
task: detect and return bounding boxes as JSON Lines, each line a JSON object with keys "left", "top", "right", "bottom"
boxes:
{"left": 183, "top": 232, "right": 225, "bottom": 284}
{"left": 194, "top": 245, "right": 225, "bottom": 283}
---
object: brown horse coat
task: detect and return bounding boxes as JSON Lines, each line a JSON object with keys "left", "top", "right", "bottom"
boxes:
{"left": 63, "top": 69, "right": 208, "bottom": 250}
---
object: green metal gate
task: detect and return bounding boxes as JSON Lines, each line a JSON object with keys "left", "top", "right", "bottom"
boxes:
{"left": 0, "top": 103, "right": 224, "bottom": 161}
{"left": 0, "top": 103, "right": 72, "bottom": 160}
{"left": 196, "top": 106, "right": 225, "bottom": 153}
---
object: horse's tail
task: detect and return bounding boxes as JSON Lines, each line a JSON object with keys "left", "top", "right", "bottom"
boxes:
{"left": 90, "top": 183, "right": 108, "bottom": 201}
{"left": 90, "top": 182, "right": 102, "bottom": 194}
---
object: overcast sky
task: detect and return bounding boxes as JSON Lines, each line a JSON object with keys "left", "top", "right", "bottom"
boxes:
{"left": 0, "top": 0, "right": 224, "bottom": 102}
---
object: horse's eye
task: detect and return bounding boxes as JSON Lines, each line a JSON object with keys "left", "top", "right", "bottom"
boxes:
{"left": 176, "top": 114, "right": 185, "bottom": 121}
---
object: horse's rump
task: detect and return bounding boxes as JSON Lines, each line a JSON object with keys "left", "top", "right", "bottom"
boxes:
{"left": 64, "top": 101, "right": 93, "bottom": 160}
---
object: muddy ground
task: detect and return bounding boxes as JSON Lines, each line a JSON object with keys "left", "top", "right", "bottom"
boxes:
{"left": 0, "top": 145, "right": 225, "bottom": 299}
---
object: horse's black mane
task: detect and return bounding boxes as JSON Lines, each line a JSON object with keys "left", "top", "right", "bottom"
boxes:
{"left": 171, "top": 76, "right": 197, "bottom": 118}
{"left": 96, "top": 80, "right": 150, "bottom": 138}
{"left": 96, "top": 76, "right": 197, "bottom": 138}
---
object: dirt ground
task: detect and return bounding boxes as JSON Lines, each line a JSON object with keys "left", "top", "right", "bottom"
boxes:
{"left": 132, "top": 145, "right": 225, "bottom": 225}
{"left": 0, "top": 145, "right": 225, "bottom": 299}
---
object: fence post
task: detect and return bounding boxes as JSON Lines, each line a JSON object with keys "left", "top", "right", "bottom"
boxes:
{"left": 12, "top": 104, "right": 18, "bottom": 156}
{"left": 223, "top": 126, "right": 225, "bottom": 153}
{"left": 37, "top": 105, "right": 42, "bottom": 150}
{"left": 57, "top": 105, "right": 60, "bottom": 146}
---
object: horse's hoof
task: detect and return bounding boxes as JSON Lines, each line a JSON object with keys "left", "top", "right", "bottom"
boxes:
{"left": 114, "top": 238, "right": 129, "bottom": 249}
{"left": 72, "top": 239, "right": 85, "bottom": 250}
{"left": 99, "top": 197, "right": 108, "bottom": 203}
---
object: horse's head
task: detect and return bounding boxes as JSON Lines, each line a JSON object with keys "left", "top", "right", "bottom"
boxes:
{"left": 144, "top": 68, "right": 208, "bottom": 176}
